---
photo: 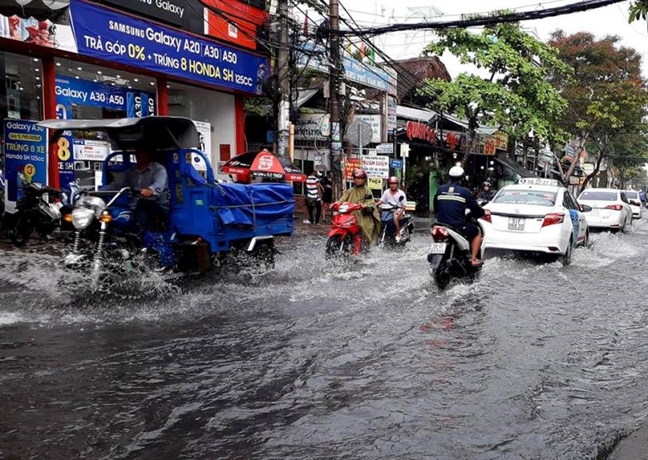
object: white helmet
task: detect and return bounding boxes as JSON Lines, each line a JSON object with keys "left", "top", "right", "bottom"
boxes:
{"left": 449, "top": 165, "right": 465, "bottom": 178}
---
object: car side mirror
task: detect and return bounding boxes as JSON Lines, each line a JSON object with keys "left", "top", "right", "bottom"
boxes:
{"left": 580, "top": 204, "right": 592, "bottom": 212}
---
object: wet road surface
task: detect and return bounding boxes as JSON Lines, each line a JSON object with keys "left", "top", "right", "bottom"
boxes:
{"left": 2, "top": 220, "right": 648, "bottom": 459}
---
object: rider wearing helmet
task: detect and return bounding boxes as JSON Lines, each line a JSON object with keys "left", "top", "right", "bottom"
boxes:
{"left": 337, "top": 168, "right": 380, "bottom": 245}
{"left": 433, "top": 165, "right": 489, "bottom": 266}
{"left": 478, "top": 180, "right": 495, "bottom": 202}
{"left": 377, "top": 176, "right": 407, "bottom": 242}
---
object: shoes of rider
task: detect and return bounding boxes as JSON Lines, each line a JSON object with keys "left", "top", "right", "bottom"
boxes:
{"left": 395, "top": 235, "right": 401, "bottom": 243}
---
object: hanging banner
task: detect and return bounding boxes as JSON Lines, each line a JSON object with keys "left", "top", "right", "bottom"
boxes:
{"left": 55, "top": 130, "right": 76, "bottom": 187}
{"left": 69, "top": 0, "right": 269, "bottom": 95}
{"left": 192, "top": 121, "right": 212, "bottom": 171}
{"left": 367, "top": 177, "right": 383, "bottom": 190}
{"left": 361, "top": 155, "right": 389, "bottom": 178}
{"left": 345, "top": 157, "right": 361, "bottom": 180}
{"left": 3, "top": 120, "right": 48, "bottom": 213}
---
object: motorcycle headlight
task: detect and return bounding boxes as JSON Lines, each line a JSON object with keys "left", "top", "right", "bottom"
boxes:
{"left": 76, "top": 196, "right": 106, "bottom": 218}
{"left": 71, "top": 207, "right": 95, "bottom": 230}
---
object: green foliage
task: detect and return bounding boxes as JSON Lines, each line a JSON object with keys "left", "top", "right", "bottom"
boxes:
{"left": 419, "top": 22, "right": 571, "bottom": 146}
{"left": 548, "top": 31, "right": 648, "bottom": 189}
{"left": 628, "top": 1, "right": 648, "bottom": 22}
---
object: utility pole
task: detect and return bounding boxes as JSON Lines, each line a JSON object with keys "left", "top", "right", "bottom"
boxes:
{"left": 329, "top": 0, "right": 344, "bottom": 198}
{"left": 276, "top": 0, "right": 290, "bottom": 157}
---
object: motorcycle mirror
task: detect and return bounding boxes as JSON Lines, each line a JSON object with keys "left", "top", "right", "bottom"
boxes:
{"left": 398, "top": 196, "right": 404, "bottom": 201}
{"left": 364, "top": 193, "right": 373, "bottom": 200}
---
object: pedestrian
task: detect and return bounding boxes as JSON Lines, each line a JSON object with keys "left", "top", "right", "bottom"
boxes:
{"left": 320, "top": 171, "right": 333, "bottom": 223}
{"left": 640, "top": 189, "right": 646, "bottom": 208}
{"left": 304, "top": 171, "right": 324, "bottom": 224}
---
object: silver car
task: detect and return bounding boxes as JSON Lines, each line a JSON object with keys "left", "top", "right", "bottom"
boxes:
{"left": 577, "top": 188, "right": 633, "bottom": 232}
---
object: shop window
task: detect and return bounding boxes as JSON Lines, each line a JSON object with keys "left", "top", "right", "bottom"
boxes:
{"left": 0, "top": 52, "right": 43, "bottom": 123}
{"left": 167, "top": 81, "right": 237, "bottom": 167}
{"left": 55, "top": 58, "right": 157, "bottom": 120}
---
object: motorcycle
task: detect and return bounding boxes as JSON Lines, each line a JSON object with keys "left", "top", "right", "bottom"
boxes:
{"left": 325, "top": 194, "right": 374, "bottom": 258}
{"left": 378, "top": 197, "right": 414, "bottom": 248}
{"left": 64, "top": 187, "right": 168, "bottom": 287}
{"left": 9, "top": 181, "right": 63, "bottom": 246}
{"left": 428, "top": 214, "right": 484, "bottom": 290}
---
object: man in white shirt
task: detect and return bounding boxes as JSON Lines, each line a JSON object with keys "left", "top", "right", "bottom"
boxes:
{"left": 304, "top": 171, "right": 324, "bottom": 224}
{"left": 377, "top": 176, "right": 407, "bottom": 242}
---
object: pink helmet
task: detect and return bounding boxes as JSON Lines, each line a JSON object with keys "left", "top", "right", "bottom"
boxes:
{"left": 352, "top": 168, "right": 367, "bottom": 179}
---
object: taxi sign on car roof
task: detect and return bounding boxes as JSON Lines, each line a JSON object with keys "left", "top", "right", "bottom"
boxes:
{"left": 517, "top": 178, "right": 562, "bottom": 187}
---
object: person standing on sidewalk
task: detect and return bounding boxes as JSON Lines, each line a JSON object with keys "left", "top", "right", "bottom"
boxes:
{"left": 304, "top": 171, "right": 324, "bottom": 224}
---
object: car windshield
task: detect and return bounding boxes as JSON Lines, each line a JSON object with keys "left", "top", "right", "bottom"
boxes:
{"left": 493, "top": 190, "right": 556, "bottom": 206}
{"left": 625, "top": 191, "right": 639, "bottom": 199}
{"left": 578, "top": 191, "right": 617, "bottom": 201}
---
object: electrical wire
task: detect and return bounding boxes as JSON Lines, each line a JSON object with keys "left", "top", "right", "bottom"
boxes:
{"left": 334, "top": 0, "right": 628, "bottom": 37}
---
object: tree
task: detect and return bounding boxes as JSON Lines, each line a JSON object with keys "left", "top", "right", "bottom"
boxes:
{"left": 607, "top": 133, "right": 648, "bottom": 188}
{"left": 419, "top": 21, "right": 570, "bottom": 161}
{"left": 628, "top": 1, "right": 648, "bottom": 21}
{"left": 548, "top": 31, "right": 648, "bottom": 193}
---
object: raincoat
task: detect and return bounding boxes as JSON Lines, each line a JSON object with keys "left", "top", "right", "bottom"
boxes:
{"left": 338, "top": 185, "right": 381, "bottom": 245}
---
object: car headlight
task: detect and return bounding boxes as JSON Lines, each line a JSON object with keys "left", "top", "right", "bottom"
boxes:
{"left": 71, "top": 207, "right": 95, "bottom": 230}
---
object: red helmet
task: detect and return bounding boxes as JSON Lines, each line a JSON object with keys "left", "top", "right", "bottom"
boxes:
{"left": 352, "top": 168, "right": 367, "bottom": 179}
{"left": 388, "top": 176, "right": 399, "bottom": 184}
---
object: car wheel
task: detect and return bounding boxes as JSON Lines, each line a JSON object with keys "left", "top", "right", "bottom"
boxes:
{"left": 561, "top": 237, "right": 573, "bottom": 266}
{"left": 622, "top": 217, "right": 630, "bottom": 233}
{"left": 582, "top": 230, "right": 590, "bottom": 248}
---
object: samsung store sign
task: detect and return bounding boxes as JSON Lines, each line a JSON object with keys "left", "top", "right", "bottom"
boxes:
{"left": 100, "top": 0, "right": 204, "bottom": 33}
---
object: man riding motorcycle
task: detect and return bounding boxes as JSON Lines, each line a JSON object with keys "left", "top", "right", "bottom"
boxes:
{"left": 337, "top": 168, "right": 380, "bottom": 245}
{"left": 433, "top": 165, "right": 490, "bottom": 267}
{"left": 478, "top": 181, "right": 495, "bottom": 202}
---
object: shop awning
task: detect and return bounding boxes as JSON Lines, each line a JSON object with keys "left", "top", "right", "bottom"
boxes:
{"left": 0, "top": 0, "right": 69, "bottom": 19}
{"left": 494, "top": 153, "right": 536, "bottom": 178}
{"left": 397, "top": 105, "right": 435, "bottom": 122}
{"left": 294, "top": 88, "right": 319, "bottom": 108}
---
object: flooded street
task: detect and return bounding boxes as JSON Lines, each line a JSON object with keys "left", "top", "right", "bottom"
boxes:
{"left": 2, "top": 221, "right": 648, "bottom": 459}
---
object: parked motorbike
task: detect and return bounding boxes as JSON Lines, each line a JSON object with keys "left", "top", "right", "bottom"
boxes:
{"left": 9, "top": 182, "right": 63, "bottom": 246}
{"left": 378, "top": 197, "right": 414, "bottom": 248}
{"left": 428, "top": 216, "right": 484, "bottom": 290}
{"left": 325, "top": 194, "right": 374, "bottom": 258}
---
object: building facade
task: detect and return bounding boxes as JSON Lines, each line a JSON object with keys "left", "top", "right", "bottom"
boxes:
{"left": 0, "top": 0, "right": 268, "bottom": 191}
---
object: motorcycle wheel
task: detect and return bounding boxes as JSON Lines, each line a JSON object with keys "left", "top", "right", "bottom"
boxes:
{"left": 325, "top": 235, "right": 348, "bottom": 259}
{"left": 10, "top": 217, "right": 31, "bottom": 247}
{"left": 433, "top": 265, "right": 451, "bottom": 290}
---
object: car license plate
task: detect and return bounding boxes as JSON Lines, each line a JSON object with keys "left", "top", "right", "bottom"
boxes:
{"left": 429, "top": 243, "right": 447, "bottom": 254}
{"left": 508, "top": 217, "right": 525, "bottom": 231}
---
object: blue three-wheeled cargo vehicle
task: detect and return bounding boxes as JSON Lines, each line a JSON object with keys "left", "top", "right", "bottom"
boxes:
{"left": 39, "top": 117, "right": 295, "bottom": 289}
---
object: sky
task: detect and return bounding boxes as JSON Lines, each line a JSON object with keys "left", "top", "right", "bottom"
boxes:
{"left": 332, "top": 0, "right": 648, "bottom": 78}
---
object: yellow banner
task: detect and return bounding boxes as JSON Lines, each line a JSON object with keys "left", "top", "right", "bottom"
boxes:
{"left": 368, "top": 177, "right": 383, "bottom": 190}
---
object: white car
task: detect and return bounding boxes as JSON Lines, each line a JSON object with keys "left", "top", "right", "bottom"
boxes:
{"left": 623, "top": 190, "right": 642, "bottom": 219}
{"left": 577, "top": 188, "right": 633, "bottom": 232}
{"left": 480, "top": 178, "right": 589, "bottom": 265}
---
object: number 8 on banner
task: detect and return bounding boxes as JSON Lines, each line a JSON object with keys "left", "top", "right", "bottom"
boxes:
{"left": 57, "top": 137, "right": 71, "bottom": 162}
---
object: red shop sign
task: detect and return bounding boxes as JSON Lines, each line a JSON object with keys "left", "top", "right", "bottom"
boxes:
{"left": 406, "top": 121, "right": 437, "bottom": 144}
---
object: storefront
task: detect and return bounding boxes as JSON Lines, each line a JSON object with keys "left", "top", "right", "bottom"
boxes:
{"left": 0, "top": 0, "right": 268, "bottom": 206}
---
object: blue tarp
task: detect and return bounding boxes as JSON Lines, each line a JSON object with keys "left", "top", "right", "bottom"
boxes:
{"left": 210, "top": 183, "right": 295, "bottom": 227}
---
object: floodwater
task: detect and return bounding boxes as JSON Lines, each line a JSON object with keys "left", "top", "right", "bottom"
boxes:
{"left": 2, "top": 221, "right": 648, "bottom": 459}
